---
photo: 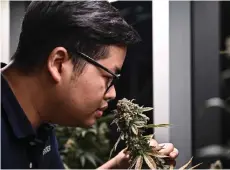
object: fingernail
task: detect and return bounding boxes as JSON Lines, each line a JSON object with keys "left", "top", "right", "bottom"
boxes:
{"left": 159, "top": 144, "right": 165, "bottom": 148}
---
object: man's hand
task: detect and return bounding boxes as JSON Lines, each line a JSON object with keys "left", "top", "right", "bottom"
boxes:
{"left": 149, "top": 139, "right": 179, "bottom": 159}
{"left": 113, "top": 139, "right": 179, "bottom": 169}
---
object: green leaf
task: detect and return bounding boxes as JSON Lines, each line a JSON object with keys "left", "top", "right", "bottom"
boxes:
{"left": 131, "top": 125, "right": 138, "bottom": 135}
{"left": 134, "top": 120, "right": 146, "bottom": 126}
{"left": 88, "top": 128, "right": 97, "bottom": 135}
{"left": 134, "top": 120, "right": 146, "bottom": 128}
{"left": 109, "top": 148, "right": 114, "bottom": 160}
{"left": 179, "top": 157, "right": 193, "bottom": 170}
{"left": 63, "top": 162, "right": 70, "bottom": 169}
{"left": 134, "top": 120, "right": 146, "bottom": 124}
{"left": 143, "top": 154, "right": 157, "bottom": 169}
{"left": 135, "top": 125, "right": 145, "bottom": 128}
{"left": 135, "top": 156, "right": 143, "bottom": 170}
{"left": 120, "top": 133, "right": 125, "bottom": 140}
{"left": 128, "top": 156, "right": 139, "bottom": 169}
{"left": 85, "top": 153, "right": 97, "bottom": 167}
{"left": 130, "top": 99, "right": 136, "bottom": 102}
{"left": 114, "top": 135, "right": 121, "bottom": 151}
{"left": 81, "top": 130, "right": 87, "bottom": 137}
{"left": 138, "top": 113, "right": 150, "bottom": 120}
{"left": 139, "top": 113, "right": 147, "bottom": 117}
{"left": 92, "top": 155, "right": 103, "bottom": 164}
{"left": 109, "top": 135, "right": 121, "bottom": 159}
{"left": 98, "top": 122, "right": 109, "bottom": 135}
{"left": 142, "top": 107, "right": 153, "bottom": 112}
{"left": 145, "top": 123, "right": 171, "bottom": 129}
{"left": 110, "top": 118, "right": 118, "bottom": 125}
{"left": 143, "top": 134, "right": 154, "bottom": 140}
{"left": 80, "top": 155, "right": 86, "bottom": 167}
{"left": 146, "top": 152, "right": 169, "bottom": 158}
{"left": 189, "top": 163, "right": 203, "bottom": 169}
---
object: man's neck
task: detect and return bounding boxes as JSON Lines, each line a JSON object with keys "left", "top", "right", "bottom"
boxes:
{"left": 1, "top": 63, "right": 44, "bottom": 129}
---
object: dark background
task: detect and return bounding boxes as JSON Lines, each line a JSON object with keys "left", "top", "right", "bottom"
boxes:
{"left": 191, "top": 1, "right": 230, "bottom": 168}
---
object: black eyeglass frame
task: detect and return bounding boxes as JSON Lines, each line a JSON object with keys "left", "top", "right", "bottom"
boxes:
{"left": 77, "top": 52, "right": 120, "bottom": 93}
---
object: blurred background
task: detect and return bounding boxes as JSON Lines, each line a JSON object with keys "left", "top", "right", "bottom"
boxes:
{"left": 1, "top": 0, "right": 230, "bottom": 169}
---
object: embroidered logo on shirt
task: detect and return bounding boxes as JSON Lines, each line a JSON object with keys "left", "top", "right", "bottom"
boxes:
{"left": 43, "top": 145, "right": 51, "bottom": 155}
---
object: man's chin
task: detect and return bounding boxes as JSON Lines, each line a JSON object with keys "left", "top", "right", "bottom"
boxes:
{"left": 54, "top": 117, "right": 97, "bottom": 128}
{"left": 80, "top": 119, "right": 97, "bottom": 128}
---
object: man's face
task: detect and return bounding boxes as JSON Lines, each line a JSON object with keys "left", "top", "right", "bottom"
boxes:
{"left": 45, "top": 45, "right": 126, "bottom": 127}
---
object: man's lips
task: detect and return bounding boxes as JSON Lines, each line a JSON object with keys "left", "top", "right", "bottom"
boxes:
{"left": 99, "top": 105, "right": 108, "bottom": 112}
{"left": 95, "top": 110, "right": 103, "bottom": 118}
{"left": 95, "top": 105, "right": 108, "bottom": 118}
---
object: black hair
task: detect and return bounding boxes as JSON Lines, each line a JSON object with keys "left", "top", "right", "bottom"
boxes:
{"left": 12, "top": 1, "right": 141, "bottom": 73}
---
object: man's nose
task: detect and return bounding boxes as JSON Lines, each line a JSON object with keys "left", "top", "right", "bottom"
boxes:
{"left": 104, "top": 85, "right": 116, "bottom": 101}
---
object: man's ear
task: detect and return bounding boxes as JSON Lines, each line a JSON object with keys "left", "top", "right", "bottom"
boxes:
{"left": 47, "top": 47, "right": 70, "bottom": 83}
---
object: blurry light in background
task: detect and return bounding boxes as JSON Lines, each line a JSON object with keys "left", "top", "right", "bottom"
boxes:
{"left": 108, "top": 0, "right": 118, "bottom": 3}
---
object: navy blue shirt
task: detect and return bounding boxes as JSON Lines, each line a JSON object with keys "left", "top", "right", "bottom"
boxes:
{"left": 1, "top": 64, "right": 64, "bottom": 169}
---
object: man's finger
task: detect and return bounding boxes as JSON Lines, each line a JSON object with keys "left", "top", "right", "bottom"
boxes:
{"left": 149, "top": 140, "right": 179, "bottom": 159}
{"left": 158, "top": 143, "right": 174, "bottom": 155}
{"left": 149, "top": 139, "right": 158, "bottom": 147}
{"left": 169, "top": 148, "right": 179, "bottom": 159}
{"left": 158, "top": 144, "right": 179, "bottom": 159}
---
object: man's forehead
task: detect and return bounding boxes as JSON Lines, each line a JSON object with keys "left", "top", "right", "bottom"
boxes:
{"left": 98, "top": 45, "right": 126, "bottom": 73}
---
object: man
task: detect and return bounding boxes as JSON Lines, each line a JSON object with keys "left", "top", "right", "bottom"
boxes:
{"left": 1, "top": 1, "right": 178, "bottom": 169}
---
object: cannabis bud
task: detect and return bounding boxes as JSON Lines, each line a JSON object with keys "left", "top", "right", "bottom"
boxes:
{"left": 110, "top": 98, "right": 201, "bottom": 169}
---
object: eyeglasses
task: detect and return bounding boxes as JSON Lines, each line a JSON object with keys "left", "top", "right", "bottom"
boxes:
{"left": 77, "top": 52, "right": 120, "bottom": 94}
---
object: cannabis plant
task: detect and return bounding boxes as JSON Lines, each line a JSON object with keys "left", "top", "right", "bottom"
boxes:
{"left": 210, "top": 160, "right": 223, "bottom": 169}
{"left": 110, "top": 98, "right": 201, "bottom": 169}
{"left": 55, "top": 114, "right": 113, "bottom": 169}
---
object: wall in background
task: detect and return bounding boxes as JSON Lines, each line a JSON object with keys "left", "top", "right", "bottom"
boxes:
{"left": 1, "top": 1, "right": 10, "bottom": 63}
{"left": 10, "top": 1, "right": 26, "bottom": 58}
{"left": 169, "top": 1, "right": 192, "bottom": 168}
